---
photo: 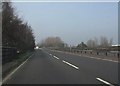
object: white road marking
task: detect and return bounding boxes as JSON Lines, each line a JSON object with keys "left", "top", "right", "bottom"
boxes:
{"left": 89, "top": 57, "right": 99, "bottom": 59}
{"left": 51, "top": 50, "right": 118, "bottom": 63}
{"left": 96, "top": 78, "right": 114, "bottom": 86}
{"left": 62, "top": 60, "right": 79, "bottom": 70}
{"left": 88, "top": 56, "right": 118, "bottom": 63}
{"left": 49, "top": 54, "right": 52, "bottom": 56}
{"left": 53, "top": 56, "right": 59, "bottom": 60}
{"left": 3, "top": 53, "right": 34, "bottom": 83}
{"left": 101, "top": 59, "right": 118, "bottom": 63}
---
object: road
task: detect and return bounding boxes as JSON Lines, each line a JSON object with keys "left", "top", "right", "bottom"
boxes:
{"left": 3, "top": 48, "right": 118, "bottom": 85}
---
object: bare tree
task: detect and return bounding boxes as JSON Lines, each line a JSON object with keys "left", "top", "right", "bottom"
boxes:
{"left": 109, "top": 38, "right": 113, "bottom": 46}
{"left": 100, "top": 36, "right": 109, "bottom": 48}
{"left": 94, "top": 37, "right": 98, "bottom": 48}
{"left": 39, "top": 36, "right": 64, "bottom": 48}
{"left": 87, "top": 37, "right": 113, "bottom": 49}
{"left": 86, "top": 39, "right": 95, "bottom": 49}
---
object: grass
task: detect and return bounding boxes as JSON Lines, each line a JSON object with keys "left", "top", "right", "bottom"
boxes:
{"left": 2, "top": 50, "right": 35, "bottom": 79}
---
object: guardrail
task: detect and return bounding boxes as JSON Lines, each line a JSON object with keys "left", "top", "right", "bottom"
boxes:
{"left": 52, "top": 48, "right": 119, "bottom": 59}
{"left": 2, "top": 46, "right": 17, "bottom": 64}
{"left": 73, "top": 50, "right": 119, "bottom": 58}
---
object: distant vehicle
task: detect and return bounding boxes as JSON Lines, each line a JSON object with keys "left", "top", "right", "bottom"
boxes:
{"left": 35, "top": 46, "right": 39, "bottom": 49}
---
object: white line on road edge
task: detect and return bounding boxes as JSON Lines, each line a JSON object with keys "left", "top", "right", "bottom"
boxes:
{"left": 2, "top": 53, "right": 34, "bottom": 83}
{"left": 75, "top": 54, "right": 118, "bottom": 63}
{"left": 101, "top": 59, "right": 118, "bottom": 63}
{"left": 96, "top": 78, "right": 114, "bottom": 86}
{"left": 89, "top": 57, "right": 101, "bottom": 60}
{"left": 53, "top": 56, "right": 59, "bottom": 60}
{"left": 88, "top": 56, "right": 118, "bottom": 63}
{"left": 62, "top": 60, "right": 79, "bottom": 70}
{"left": 51, "top": 50, "right": 118, "bottom": 63}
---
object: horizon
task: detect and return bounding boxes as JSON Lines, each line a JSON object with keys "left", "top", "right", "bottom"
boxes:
{"left": 12, "top": 1, "right": 118, "bottom": 46}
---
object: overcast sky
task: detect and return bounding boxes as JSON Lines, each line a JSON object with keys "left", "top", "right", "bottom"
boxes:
{"left": 12, "top": 1, "right": 118, "bottom": 46}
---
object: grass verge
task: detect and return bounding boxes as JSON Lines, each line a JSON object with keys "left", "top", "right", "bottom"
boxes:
{"left": 2, "top": 50, "right": 35, "bottom": 80}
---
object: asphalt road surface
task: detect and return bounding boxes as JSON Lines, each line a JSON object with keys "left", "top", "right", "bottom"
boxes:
{"left": 3, "top": 48, "right": 118, "bottom": 85}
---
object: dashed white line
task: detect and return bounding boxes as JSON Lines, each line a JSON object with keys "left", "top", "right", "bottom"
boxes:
{"left": 3, "top": 53, "right": 34, "bottom": 83}
{"left": 96, "top": 78, "right": 114, "bottom": 86}
{"left": 53, "top": 56, "right": 60, "bottom": 60}
{"left": 49, "top": 54, "right": 52, "bottom": 56}
{"left": 62, "top": 60, "right": 79, "bottom": 70}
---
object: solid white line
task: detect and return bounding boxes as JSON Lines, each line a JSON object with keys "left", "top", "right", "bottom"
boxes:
{"left": 88, "top": 56, "right": 118, "bottom": 63}
{"left": 53, "top": 56, "right": 60, "bottom": 59}
{"left": 101, "top": 59, "right": 118, "bottom": 63}
{"left": 89, "top": 57, "right": 101, "bottom": 59}
{"left": 89, "top": 57, "right": 118, "bottom": 62}
{"left": 3, "top": 53, "right": 34, "bottom": 83}
{"left": 62, "top": 60, "right": 79, "bottom": 70}
{"left": 96, "top": 78, "right": 114, "bottom": 86}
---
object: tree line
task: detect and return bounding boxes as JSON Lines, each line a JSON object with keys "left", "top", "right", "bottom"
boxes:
{"left": 86, "top": 37, "right": 113, "bottom": 50}
{"left": 38, "top": 37, "right": 65, "bottom": 48}
{"left": 38, "top": 36, "right": 113, "bottom": 50}
{"left": 76, "top": 37, "right": 113, "bottom": 50}
{"left": 2, "top": 2, "right": 35, "bottom": 53}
